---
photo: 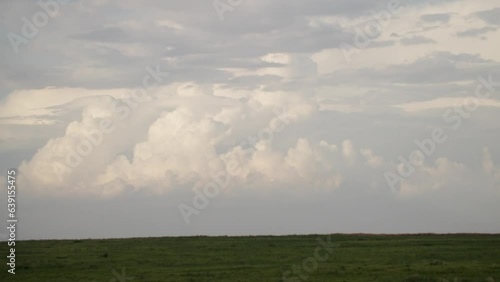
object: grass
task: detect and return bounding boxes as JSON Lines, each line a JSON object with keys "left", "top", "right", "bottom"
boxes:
{"left": 1, "top": 234, "right": 499, "bottom": 281}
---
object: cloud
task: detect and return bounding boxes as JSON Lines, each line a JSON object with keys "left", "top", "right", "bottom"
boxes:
{"left": 457, "top": 26, "right": 497, "bottom": 38}
{"left": 482, "top": 147, "right": 500, "bottom": 182}
{"left": 395, "top": 97, "right": 500, "bottom": 113}
{"left": 16, "top": 85, "right": 400, "bottom": 197}
{"left": 398, "top": 158, "right": 467, "bottom": 196}
{"left": 0, "top": 88, "right": 126, "bottom": 124}
{"left": 474, "top": 7, "right": 500, "bottom": 26}
{"left": 400, "top": 35, "right": 437, "bottom": 45}
{"left": 420, "top": 13, "right": 452, "bottom": 23}
{"left": 337, "top": 51, "right": 499, "bottom": 85}
{"left": 15, "top": 85, "right": 311, "bottom": 196}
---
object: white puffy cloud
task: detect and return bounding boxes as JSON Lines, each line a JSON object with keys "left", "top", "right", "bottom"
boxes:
{"left": 482, "top": 147, "right": 500, "bottom": 182}
{"left": 398, "top": 158, "right": 467, "bottom": 196}
{"left": 15, "top": 83, "right": 401, "bottom": 197}
{"left": 17, "top": 96, "right": 125, "bottom": 197}
{"left": 94, "top": 107, "right": 230, "bottom": 194}
{"left": 341, "top": 139, "right": 357, "bottom": 166}
{"left": 15, "top": 84, "right": 318, "bottom": 196}
{"left": 360, "top": 149, "right": 384, "bottom": 168}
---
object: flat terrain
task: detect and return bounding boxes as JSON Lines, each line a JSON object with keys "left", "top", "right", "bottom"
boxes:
{"left": 1, "top": 234, "right": 499, "bottom": 281}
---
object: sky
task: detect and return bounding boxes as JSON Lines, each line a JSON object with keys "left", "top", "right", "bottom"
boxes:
{"left": 0, "top": 0, "right": 499, "bottom": 240}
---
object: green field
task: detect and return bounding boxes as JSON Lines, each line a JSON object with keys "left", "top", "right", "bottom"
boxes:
{"left": 1, "top": 234, "right": 499, "bottom": 281}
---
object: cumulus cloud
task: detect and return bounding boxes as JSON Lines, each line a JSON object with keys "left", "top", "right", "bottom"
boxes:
{"left": 17, "top": 85, "right": 398, "bottom": 197}
{"left": 398, "top": 158, "right": 467, "bottom": 196}
{"left": 15, "top": 84, "right": 313, "bottom": 196}
{"left": 482, "top": 147, "right": 500, "bottom": 182}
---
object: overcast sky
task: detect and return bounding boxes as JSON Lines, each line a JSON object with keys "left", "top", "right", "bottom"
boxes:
{"left": 0, "top": 0, "right": 499, "bottom": 240}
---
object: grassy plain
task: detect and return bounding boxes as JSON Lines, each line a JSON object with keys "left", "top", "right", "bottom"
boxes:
{"left": 1, "top": 234, "right": 499, "bottom": 281}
